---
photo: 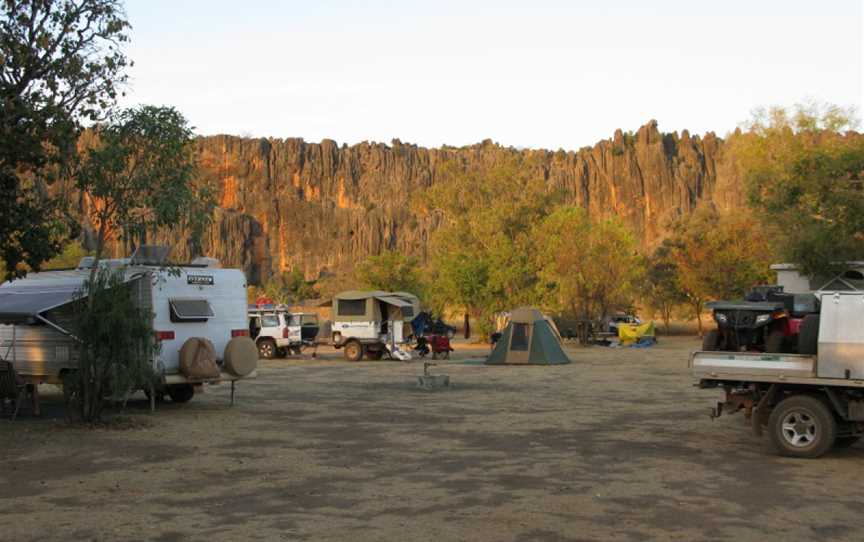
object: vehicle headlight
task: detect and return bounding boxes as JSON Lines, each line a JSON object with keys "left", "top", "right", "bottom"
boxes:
{"left": 715, "top": 313, "right": 727, "bottom": 323}
{"left": 755, "top": 314, "right": 771, "bottom": 324}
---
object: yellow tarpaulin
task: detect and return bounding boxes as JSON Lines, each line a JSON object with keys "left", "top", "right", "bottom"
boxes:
{"left": 617, "top": 322, "right": 655, "bottom": 345}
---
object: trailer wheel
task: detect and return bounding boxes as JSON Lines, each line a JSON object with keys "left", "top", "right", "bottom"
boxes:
{"left": 257, "top": 338, "right": 276, "bottom": 359}
{"left": 702, "top": 330, "right": 719, "bottom": 351}
{"left": 765, "top": 328, "right": 785, "bottom": 353}
{"left": 768, "top": 395, "right": 836, "bottom": 458}
{"left": 344, "top": 340, "right": 364, "bottom": 362}
{"left": 167, "top": 385, "right": 195, "bottom": 404}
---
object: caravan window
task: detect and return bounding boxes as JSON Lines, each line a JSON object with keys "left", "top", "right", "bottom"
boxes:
{"left": 401, "top": 306, "right": 414, "bottom": 318}
{"left": 169, "top": 298, "right": 214, "bottom": 323}
{"left": 338, "top": 299, "right": 366, "bottom": 317}
{"left": 510, "top": 323, "right": 529, "bottom": 351}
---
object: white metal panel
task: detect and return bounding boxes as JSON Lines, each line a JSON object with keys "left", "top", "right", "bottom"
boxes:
{"left": 147, "top": 267, "right": 248, "bottom": 374}
{"left": 817, "top": 292, "right": 864, "bottom": 378}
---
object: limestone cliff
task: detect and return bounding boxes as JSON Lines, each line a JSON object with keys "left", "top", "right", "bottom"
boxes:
{"left": 96, "top": 120, "right": 743, "bottom": 284}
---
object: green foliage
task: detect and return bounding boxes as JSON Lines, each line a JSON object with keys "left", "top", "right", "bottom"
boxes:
{"left": 42, "top": 242, "right": 91, "bottom": 270}
{"left": 665, "top": 207, "right": 773, "bottom": 335}
{"left": 355, "top": 250, "right": 424, "bottom": 295}
{"left": 534, "top": 206, "right": 644, "bottom": 322}
{"left": 67, "top": 268, "right": 157, "bottom": 422}
{"left": 644, "top": 243, "right": 687, "bottom": 333}
{"left": 731, "top": 101, "right": 864, "bottom": 278}
{"left": 259, "top": 269, "right": 318, "bottom": 304}
{"left": 422, "top": 155, "right": 562, "bottom": 334}
{"left": 76, "top": 105, "right": 197, "bottom": 264}
{"left": 0, "top": 0, "right": 130, "bottom": 279}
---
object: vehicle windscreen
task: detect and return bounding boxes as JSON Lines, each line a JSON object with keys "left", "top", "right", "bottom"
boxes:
{"left": 261, "top": 314, "right": 280, "bottom": 327}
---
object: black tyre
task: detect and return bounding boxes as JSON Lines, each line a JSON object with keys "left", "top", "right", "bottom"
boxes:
{"left": 835, "top": 436, "right": 860, "bottom": 448}
{"left": 167, "top": 385, "right": 195, "bottom": 404}
{"left": 257, "top": 339, "right": 276, "bottom": 359}
{"left": 364, "top": 349, "right": 384, "bottom": 361}
{"left": 798, "top": 315, "right": 820, "bottom": 355}
{"left": 344, "top": 340, "right": 364, "bottom": 362}
{"left": 768, "top": 395, "right": 836, "bottom": 458}
{"left": 702, "top": 329, "right": 720, "bottom": 351}
{"left": 276, "top": 347, "right": 288, "bottom": 358}
{"left": 765, "top": 328, "right": 785, "bottom": 353}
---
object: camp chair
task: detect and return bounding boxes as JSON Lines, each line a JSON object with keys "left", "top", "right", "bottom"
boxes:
{"left": 0, "top": 359, "right": 28, "bottom": 421}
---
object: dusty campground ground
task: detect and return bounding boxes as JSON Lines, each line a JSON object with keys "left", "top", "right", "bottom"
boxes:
{"left": 2, "top": 337, "right": 863, "bottom": 542}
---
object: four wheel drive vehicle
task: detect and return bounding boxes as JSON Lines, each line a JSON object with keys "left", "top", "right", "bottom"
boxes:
{"left": 0, "top": 246, "right": 258, "bottom": 406}
{"left": 606, "top": 313, "right": 641, "bottom": 335}
{"left": 691, "top": 291, "right": 864, "bottom": 458}
{"left": 703, "top": 286, "right": 819, "bottom": 353}
{"left": 248, "top": 305, "right": 320, "bottom": 359}
{"left": 328, "top": 290, "right": 419, "bottom": 361}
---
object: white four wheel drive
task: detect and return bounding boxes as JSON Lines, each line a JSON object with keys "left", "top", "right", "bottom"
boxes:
{"left": 248, "top": 305, "right": 320, "bottom": 359}
{"left": 691, "top": 291, "right": 864, "bottom": 458}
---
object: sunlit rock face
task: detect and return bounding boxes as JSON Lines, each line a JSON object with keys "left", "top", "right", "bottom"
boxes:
{"left": 88, "top": 122, "right": 743, "bottom": 284}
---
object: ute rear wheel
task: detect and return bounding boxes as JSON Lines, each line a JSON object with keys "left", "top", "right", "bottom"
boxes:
{"left": 344, "top": 340, "right": 364, "bottom": 362}
{"left": 702, "top": 329, "right": 719, "bottom": 351}
{"left": 167, "top": 385, "right": 195, "bottom": 404}
{"left": 257, "top": 339, "right": 276, "bottom": 359}
{"left": 768, "top": 395, "right": 836, "bottom": 458}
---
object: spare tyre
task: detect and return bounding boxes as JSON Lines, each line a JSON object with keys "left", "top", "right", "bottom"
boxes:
{"left": 179, "top": 338, "right": 220, "bottom": 379}
{"left": 224, "top": 336, "right": 258, "bottom": 377}
{"left": 798, "top": 315, "right": 820, "bottom": 355}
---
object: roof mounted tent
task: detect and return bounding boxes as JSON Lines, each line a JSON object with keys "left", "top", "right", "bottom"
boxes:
{"left": 486, "top": 307, "right": 571, "bottom": 365}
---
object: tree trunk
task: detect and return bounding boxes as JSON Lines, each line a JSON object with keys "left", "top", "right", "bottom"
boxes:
{"left": 694, "top": 301, "right": 703, "bottom": 337}
{"left": 464, "top": 311, "right": 470, "bottom": 340}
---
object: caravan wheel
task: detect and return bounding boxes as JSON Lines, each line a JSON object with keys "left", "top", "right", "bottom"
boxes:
{"left": 344, "top": 340, "right": 364, "bottom": 362}
{"left": 167, "top": 385, "right": 195, "bottom": 404}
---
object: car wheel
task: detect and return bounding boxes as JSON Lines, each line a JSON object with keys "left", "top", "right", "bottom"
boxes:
{"left": 344, "top": 340, "right": 363, "bottom": 362}
{"left": 257, "top": 339, "right": 276, "bottom": 359}
{"left": 167, "top": 385, "right": 195, "bottom": 404}
{"left": 768, "top": 395, "right": 837, "bottom": 458}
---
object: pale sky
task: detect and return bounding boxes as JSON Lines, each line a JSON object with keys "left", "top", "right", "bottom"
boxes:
{"left": 122, "top": 0, "right": 863, "bottom": 150}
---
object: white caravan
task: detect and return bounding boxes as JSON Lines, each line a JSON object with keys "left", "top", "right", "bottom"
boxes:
{"left": 0, "top": 247, "right": 257, "bottom": 405}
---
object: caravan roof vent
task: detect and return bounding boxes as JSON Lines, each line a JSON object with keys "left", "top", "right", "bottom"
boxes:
{"left": 130, "top": 245, "right": 171, "bottom": 266}
{"left": 191, "top": 256, "right": 221, "bottom": 268}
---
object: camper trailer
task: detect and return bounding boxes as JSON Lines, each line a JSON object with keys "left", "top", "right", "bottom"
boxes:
{"left": 328, "top": 290, "right": 419, "bottom": 361}
{"left": 0, "top": 247, "right": 257, "bottom": 404}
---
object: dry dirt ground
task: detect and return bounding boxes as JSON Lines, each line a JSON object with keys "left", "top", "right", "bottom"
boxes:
{"left": 2, "top": 336, "right": 863, "bottom": 541}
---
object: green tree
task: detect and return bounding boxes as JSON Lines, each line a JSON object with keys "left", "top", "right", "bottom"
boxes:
{"left": 75, "top": 105, "right": 197, "bottom": 280}
{"left": 644, "top": 243, "right": 687, "bottom": 334}
{"left": 729, "top": 101, "right": 864, "bottom": 278}
{"left": 421, "top": 155, "right": 562, "bottom": 336}
{"left": 533, "top": 206, "right": 643, "bottom": 323}
{"left": 68, "top": 105, "right": 197, "bottom": 421}
{"left": 1, "top": 0, "right": 130, "bottom": 279}
{"left": 66, "top": 268, "right": 156, "bottom": 422}
{"left": 355, "top": 250, "right": 424, "bottom": 294}
{"left": 666, "top": 207, "right": 773, "bottom": 335}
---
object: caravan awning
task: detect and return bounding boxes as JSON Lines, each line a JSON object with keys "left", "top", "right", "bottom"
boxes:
{"left": 374, "top": 295, "right": 412, "bottom": 308}
{"left": 0, "top": 289, "right": 80, "bottom": 324}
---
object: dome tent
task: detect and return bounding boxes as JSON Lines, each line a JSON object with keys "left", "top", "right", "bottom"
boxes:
{"left": 486, "top": 307, "right": 571, "bottom": 365}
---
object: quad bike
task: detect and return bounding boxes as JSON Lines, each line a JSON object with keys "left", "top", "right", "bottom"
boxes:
{"left": 703, "top": 286, "right": 819, "bottom": 353}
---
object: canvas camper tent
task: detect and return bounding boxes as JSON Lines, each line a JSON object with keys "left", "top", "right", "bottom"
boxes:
{"left": 486, "top": 307, "right": 571, "bottom": 365}
{"left": 326, "top": 290, "right": 419, "bottom": 360}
